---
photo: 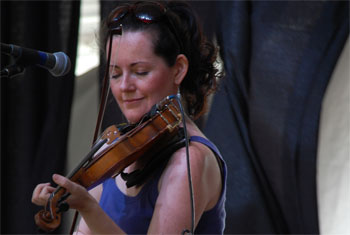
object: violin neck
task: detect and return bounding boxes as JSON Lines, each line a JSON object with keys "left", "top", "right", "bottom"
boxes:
{"left": 66, "top": 138, "right": 108, "bottom": 179}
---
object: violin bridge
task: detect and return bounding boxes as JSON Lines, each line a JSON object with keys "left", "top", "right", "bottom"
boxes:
{"left": 157, "top": 103, "right": 182, "bottom": 132}
{"left": 157, "top": 110, "right": 177, "bottom": 131}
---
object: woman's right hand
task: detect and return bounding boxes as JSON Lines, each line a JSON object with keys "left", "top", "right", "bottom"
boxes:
{"left": 31, "top": 182, "right": 56, "bottom": 206}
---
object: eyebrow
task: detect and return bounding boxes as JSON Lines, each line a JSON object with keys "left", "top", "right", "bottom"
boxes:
{"left": 109, "top": 61, "right": 150, "bottom": 68}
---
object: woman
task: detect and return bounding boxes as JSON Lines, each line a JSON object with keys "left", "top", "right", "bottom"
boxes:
{"left": 32, "top": 1, "right": 226, "bottom": 234}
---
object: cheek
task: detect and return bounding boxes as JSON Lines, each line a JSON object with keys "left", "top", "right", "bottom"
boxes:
{"left": 146, "top": 79, "right": 169, "bottom": 98}
{"left": 151, "top": 71, "right": 175, "bottom": 90}
{"left": 109, "top": 80, "right": 121, "bottom": 99}
{"left": 154, "top": 76, "right": 177, "bottom": 96}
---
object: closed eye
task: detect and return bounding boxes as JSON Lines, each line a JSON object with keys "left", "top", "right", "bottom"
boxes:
{"left": 111, "top": 73, "right": 121, "bottom": 79}
{"left": 109, "top": 66, "right": 121, "bottom": 79}
{"left": 136, "top": 71, "right": 149, "bottom": 76}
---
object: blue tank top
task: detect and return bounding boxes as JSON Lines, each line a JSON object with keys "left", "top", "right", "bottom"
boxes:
{"left": 99, "top": 136, "right": 227, "bottom": 234}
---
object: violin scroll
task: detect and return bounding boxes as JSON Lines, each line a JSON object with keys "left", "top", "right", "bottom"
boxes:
{"left": 35, "top": 210, "right": 61, "bottom": 232}
{"left": 34, "top": 185, "right": 69, "bottom": 232}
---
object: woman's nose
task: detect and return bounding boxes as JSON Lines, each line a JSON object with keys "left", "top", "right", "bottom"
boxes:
{"left": 119, "top": 74, "right": 135, "bottom": 91}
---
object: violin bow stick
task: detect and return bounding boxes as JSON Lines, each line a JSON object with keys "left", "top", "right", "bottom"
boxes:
{"left": 69, "top": 26, "right": 123, "bottom": 235}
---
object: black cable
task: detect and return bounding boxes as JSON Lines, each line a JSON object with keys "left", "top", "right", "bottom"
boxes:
{"left": 172, "top": 94, "right": 195, "bottom": 235}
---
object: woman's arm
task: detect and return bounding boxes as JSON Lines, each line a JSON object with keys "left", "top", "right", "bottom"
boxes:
{"left": 52, "top": 174, "right": 126, "bottom": 235}
{"left": 147, "top": 141, "right": 222, "bottom": 234}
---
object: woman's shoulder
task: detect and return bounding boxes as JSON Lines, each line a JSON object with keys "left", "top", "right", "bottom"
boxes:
{"left": 164, "top": 129, "right": 217, "bottom": 176}
{"left": 163, "top": 120, "right": 220, "bottom": 178}
{"left": 158, "top": 130, "right": 222, "bottom": 210}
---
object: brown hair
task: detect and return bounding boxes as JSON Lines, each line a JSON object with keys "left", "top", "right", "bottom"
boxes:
{"left": 100, "top": 1, "right": 222, "bottom": 119}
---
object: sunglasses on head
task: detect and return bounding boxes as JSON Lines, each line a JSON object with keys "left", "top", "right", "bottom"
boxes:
{"left": 107, "top": 1, "right": 183, "bottom": 53}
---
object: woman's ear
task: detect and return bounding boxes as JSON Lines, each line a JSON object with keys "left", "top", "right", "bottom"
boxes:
{"left": 173, "top": 54, "right": 189, "bottom": 85}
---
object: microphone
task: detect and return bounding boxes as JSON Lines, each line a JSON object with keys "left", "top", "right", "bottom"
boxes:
{"left": 1, "top": 43, "right": 71, "bottom": 77}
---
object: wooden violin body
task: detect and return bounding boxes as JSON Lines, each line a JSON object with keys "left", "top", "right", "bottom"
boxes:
{"left": 34, "top": 96, "right": 182, "bottom": 232}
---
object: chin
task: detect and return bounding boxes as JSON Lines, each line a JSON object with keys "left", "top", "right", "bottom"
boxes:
{"left": 126, "top": 114, "right": 143, "bottom": 124}
{"left": 124, "top": 107, "right": 150, "bottom": 124}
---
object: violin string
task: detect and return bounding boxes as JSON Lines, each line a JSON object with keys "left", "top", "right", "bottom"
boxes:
{"left": 136, "top": 114, "right": 147, "bottom": 126}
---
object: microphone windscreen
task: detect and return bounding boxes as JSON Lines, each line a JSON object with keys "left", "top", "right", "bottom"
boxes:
{"left": 51, "top": 52, "right": 71, "bottom": 77}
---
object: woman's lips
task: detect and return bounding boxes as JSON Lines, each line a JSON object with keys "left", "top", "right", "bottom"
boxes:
{"left": 123, "top": 97, "right": 144, "bottom": 105}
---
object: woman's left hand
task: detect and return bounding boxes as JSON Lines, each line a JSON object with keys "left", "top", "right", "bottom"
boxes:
{"left": 53, "top": 174, "right": 124, "bottom": 234}
{"left": 52, "top": 174, "right": 98, "bottom": 213}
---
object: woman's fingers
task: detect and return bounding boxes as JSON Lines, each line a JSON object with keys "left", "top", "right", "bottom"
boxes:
{"left": 32, "top": 183, "right": 55, "bottom": 206}
{"left": 52, "top": 174, "right": 76, "bottom": 192}
{"left": 52, "top": 174, "right": 83, "bottom": 207}
{"left": 32, "top": 174, "right": 90, "bottom": 210}
{"left": 52, "top": 174, "right": 96, "bottom": 212}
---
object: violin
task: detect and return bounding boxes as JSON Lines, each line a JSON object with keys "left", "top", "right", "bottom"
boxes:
{"left": 34, "top": 96, "right": 183, "bottom": 232}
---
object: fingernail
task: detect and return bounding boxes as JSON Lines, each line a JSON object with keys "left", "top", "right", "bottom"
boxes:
{"left": 52, "top": 174, "right": 59, "bottom": 181}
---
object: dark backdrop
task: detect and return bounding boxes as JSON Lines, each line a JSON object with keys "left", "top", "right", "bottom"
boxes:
{"left": 1, "top": 1, "right": 80, "bottom": 233}
{"left": 204, "top": 1, "right": 349, "bottom": 234}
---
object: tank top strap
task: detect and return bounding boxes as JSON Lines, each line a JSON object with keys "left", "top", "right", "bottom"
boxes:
{"left": 189, "top": 136, "right": 223, "bottom": 160}
{"left": 144, "top": 135, "right": 225, "bottom": 197}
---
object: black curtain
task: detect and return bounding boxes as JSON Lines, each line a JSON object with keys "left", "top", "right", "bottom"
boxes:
{"left": 94, "top": 1, "right": 349, "bottom": 234}
{"left": 1, "top": 1, "right": 80, "bottom": 233}
{"left": 204, "top": 1, "right": 349, "bottom": 234}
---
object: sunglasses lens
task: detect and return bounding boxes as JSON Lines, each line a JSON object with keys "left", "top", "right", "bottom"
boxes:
{"left": 107, "top": 2, "right": 181, "bottom": 51}
{"left": 108, "top": 8, "right": 128, "bottom": 29}
{"left": 114, "top": 8, "right": 128, "bottom": 22}
{"left": 135, "top": 4, "right": 164, "bottom": 23}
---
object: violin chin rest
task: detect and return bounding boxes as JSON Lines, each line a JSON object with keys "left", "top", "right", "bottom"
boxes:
{"left": 35, "top": 210, "right": 61, "bottom": 233}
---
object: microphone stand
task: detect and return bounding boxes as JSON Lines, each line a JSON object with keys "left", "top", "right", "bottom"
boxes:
{"left": 0, "top": 64, "right": 25, "bottom": 78}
